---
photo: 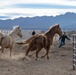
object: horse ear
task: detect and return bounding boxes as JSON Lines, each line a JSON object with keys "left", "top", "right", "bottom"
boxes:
{"left": 55, "top": 24, "right": 59, "bottom": 27}
{"left": 58, "top": 24, "right": 59, "bottom": 26}
{"left": 57, "top": 24, "right": 59, "bottom": 27}
{"left": 18, "top": 26, "right": 20, "bottom": 29}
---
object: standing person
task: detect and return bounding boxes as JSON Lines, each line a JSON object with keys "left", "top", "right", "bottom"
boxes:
{"left": 59, "top": 32, "right": 70, "bottom": 48}
{"left": 32, "top": 30, "right": 36, "bottom": 36}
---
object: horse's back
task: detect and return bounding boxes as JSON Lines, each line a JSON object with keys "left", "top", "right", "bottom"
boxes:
{"left": 1, "top": 35, "right": 14, "bottom": 48}
{"left": 29, "top": 34, "right": 46, "bottom": 48}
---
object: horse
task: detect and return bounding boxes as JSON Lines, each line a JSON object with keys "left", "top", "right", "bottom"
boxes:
{"left": 0, "top": 32, "right": 4, "bottom": 45}
{"left": 0, "top": 26, "right": 22, "bottom": 57}
{"left": 16, "top": 24, "right": 62, "bottom": 60}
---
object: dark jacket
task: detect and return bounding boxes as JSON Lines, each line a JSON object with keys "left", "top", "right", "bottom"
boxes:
{"left": 59, "top": 34, "right": 70, "bottom": 42}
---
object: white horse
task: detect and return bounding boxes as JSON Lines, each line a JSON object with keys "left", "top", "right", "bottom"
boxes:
{"left": 0, "top": 26, "right": 22, "bottom": 57}
{"left": 0, "top": 32, "right": 4, "bottom": 45}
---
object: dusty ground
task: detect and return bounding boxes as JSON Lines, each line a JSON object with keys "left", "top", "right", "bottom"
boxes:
{"left": 0, "top": 31, "right": 76, "bottom": 75}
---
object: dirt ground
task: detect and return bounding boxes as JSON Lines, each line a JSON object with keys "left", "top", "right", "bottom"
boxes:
{"left": 0, "top": 32, "right": 76, "bottom": 75}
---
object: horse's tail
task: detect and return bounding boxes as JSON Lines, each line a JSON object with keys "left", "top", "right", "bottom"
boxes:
{"left": 15, "top": 42, "right": 25, "bottom": 45}
{"left": 15, "top": 34, "right": 38, "bottom": 45}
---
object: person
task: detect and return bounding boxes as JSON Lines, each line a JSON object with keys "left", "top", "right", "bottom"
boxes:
{"left": 32, "top": 30, "right": 36, "bottom": 36}
{"left": 59, "top": 32, "right": 70, "bottom": 48}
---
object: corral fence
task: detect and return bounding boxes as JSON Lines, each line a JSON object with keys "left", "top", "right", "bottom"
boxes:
{"left": 73, "top": 34, "right": 76, "bottom": 70}
{"left": 0, "top": 30, "right": 10, "bottom": 35}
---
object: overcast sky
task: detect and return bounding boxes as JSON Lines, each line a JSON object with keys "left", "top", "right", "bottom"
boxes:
{"left": 0, "top": 0, "right": 76, "bottom": 20}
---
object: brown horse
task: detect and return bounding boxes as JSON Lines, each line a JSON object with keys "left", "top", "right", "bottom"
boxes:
{"left": 16, "top": 24, "right": 62, "bottom": 60}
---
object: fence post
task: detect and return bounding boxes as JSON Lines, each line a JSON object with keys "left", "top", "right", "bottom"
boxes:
{"left": 73, "top": 34, "right": 76, "bottom": 70}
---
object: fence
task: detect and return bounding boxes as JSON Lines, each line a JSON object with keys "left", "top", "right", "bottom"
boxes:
{"left": 73, "top": 34, "right": 76, "bottom": 70}
{"left": 0, "top": 30, "right": 10, "bottom": 35}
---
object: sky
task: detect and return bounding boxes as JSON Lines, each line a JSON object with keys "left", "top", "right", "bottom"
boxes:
{"left": 0, "top": 0, "right": 76, "bottom": 20}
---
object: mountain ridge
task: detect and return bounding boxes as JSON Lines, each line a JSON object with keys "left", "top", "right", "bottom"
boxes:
{"left": 0, "top": 12, "right": 76, "bottom": 30}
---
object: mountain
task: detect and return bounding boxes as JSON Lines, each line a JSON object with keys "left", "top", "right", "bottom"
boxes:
{"left": 0, "top": 12, "right": 76, "bottom": 30}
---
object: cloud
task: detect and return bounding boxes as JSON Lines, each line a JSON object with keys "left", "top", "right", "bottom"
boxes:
{"left": 1, "top": 0, "right": 76, "bottom": 7}
{"left": 0, "top": 0, "right": 76, "bottom": 19}
{"left": 12, "top": 3, "right": 76, "bottom": 9}
{"left": 0, "top": 8, "right": 76, "bottom": 20}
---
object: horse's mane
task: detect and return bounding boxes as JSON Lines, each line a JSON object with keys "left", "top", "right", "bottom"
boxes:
{"left": 49, "top": 24, "right": 59, "bottom": 29}
{"left": 49, "top": 24, "right": 59, "bottom": 31}
{"left": 0, "top": 31, "right": 2, "bottom": 33}
{"left": 45, "top": 24, "right": 59, "bottom": 34}
{"left": 13, "top": 25, "right": 20, "bottom": 29}
{"left": 9, "top": 25, "right": 20, "bottom": 35}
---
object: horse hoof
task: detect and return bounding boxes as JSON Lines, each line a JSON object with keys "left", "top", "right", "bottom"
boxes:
{"left": 23, "top": 57, "right": 25, "bottom": 61}
{"left": 47, "top": 57, "right": 49, "bottom": 59}
{"left": 41, "top": 56, "right": 44, "bottom": 58}
{"left": 35, "top": 58, "right": 40, "bottom": 61}
{"left": 28, "top": 55, "right": 32, "bottom": 57}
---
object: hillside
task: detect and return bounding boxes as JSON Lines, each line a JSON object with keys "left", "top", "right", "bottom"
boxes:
{"left": 0, "top": 12, "right": 76, "bottom": 30}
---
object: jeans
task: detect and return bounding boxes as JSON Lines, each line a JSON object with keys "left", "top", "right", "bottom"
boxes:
{"left": 59, "top": 41, "right": 65, "bottom": 48}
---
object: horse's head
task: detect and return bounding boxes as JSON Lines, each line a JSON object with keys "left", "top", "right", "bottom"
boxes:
{"left": 55, "top": 24, "right": 62, "bottom": 36}
{"left": 15, "top": 26, "right": 23, "bottom": 38}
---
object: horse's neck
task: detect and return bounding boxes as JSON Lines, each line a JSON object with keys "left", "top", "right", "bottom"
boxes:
{"left": 44, "top": 28, "right": 56, "bottom": 39}
{"left": 9, "top": 29, "right": 17, "bottom": 38}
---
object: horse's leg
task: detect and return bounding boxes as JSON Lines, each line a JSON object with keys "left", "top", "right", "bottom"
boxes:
{"left": 1, "top": 47, "right": 4, "bottom": 53}
{"left": 23, "top": 46, "right": 32, "bottom": 60}
{"left": 41, "top": 47, "right": 50, "bottom": 59}
{"left": 9, "top": 47, "right": 12, "bottom": 57}
{"left": 0, "top": 47, "right": 4, "bottom": 58}
{"left": 35, "top": 47, "right": 42, "bottom": 60}
{"left": 26, "top": 47, "right": 31, "bottom": 56}
{"left": 28, "top": 50, "right": 36, "bottom": 57}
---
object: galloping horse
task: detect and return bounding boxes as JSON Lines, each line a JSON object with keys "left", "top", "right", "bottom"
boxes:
{"left": 0, "top": 26, "right": 22, "bottom": 57}
{"left": 17, "top": 24, "right": 62, "bottom": 60}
